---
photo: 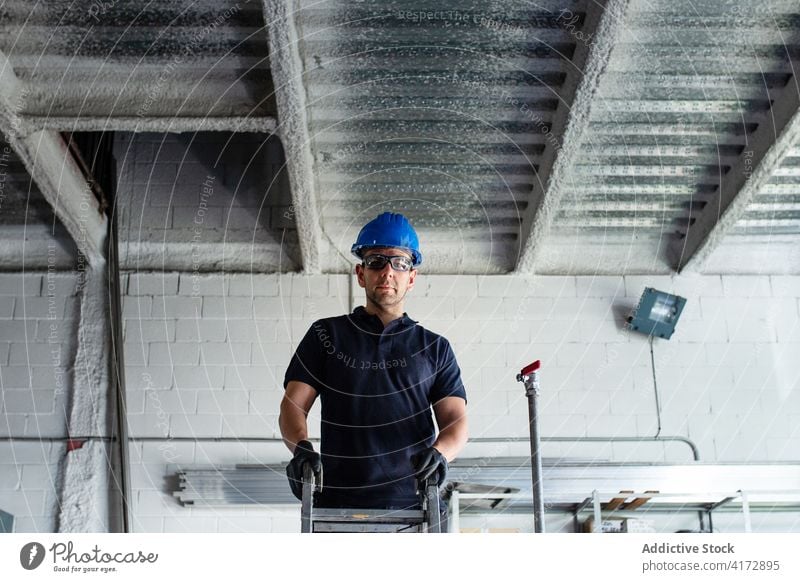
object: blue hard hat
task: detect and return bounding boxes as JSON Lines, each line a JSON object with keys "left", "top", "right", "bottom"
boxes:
{"left": 351, "top": 212, "right": 423, "bottom": 266}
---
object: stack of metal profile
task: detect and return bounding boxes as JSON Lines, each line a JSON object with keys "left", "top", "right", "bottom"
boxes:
{"left": 174, "top": 459, "right": 800, "bottom": 514}
{"left": 173, "top": 458, "right": 534, "bottom": 507}
{"left": 174, "top": 464, "right": 298, "bottom": 506}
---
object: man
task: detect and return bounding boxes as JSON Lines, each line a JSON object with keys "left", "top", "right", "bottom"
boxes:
{"left": 280, "top": 212, "right": 468, "bottom": 513}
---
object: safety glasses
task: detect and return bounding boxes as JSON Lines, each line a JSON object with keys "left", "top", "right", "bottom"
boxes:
{"left": 362, "top": 254, "right": 414, "bottom": 272}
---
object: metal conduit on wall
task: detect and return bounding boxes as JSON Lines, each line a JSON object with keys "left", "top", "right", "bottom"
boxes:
{"left": 0, "top": 435, "right": 700, "bottom": 461}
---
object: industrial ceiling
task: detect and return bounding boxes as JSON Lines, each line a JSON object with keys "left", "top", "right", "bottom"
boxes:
{"left": 1, "top": 0, "right": 799, "bottom": 275}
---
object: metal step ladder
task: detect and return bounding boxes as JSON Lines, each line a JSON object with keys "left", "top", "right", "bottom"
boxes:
{"left": 300, "top": 465, "right": 443, "bottom": 533}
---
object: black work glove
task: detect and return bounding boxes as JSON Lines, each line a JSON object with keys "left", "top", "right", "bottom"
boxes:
{"left": 286, "top": 440, "right": 321, "bottom": 500}
{"left": 411, "top": 446, "right": 448, "bottom": 487}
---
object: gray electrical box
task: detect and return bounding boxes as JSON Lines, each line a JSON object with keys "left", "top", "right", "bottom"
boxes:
{"left": 627, "top": 287, "right": 687, "bottom": 340}
{"left": 0, "top": 509, "right": 13, "bottom": 533}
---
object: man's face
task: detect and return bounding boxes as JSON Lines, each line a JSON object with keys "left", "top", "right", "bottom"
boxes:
{"left": 355, "top": 247, "right": 417, "bottom": 309}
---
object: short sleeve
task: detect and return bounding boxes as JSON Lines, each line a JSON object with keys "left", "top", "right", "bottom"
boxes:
{"left": 284, "top": 321, "right": 326, "bottom": 395}
{"left": 429, "top": 338, "right": 467, "bottom": 404}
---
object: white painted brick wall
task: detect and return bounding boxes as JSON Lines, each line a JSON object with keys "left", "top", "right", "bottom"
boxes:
{"left": 0, "top": 443, "right": 63, "bottom": 532}
{"left": 125, "top": 320, "right": 176, "bottom": 343}
{"left": 116, "top": 133, "right": 297, "bottom": 270}
{"left": 529, "top": 320, "right": 584, "bottom": 344}
{"left": 149, "top": 342, "right": 200, "bottom": 366}
{"left": 503, "top": 297, "right": 555, "bottom": 320}
{"left": 771, "top": 276, "right": 800, "bottom": 297}
{"left": 199, "top": 342, "right": 251, "bottom": 366}
{"left": 129, "top": 273, "right": 179, "bottom": 296}
{"left": 177, "top": 273, "right": 227, "bottom": 296}
{"left": 0, "top": 272, "right": 77, "bottom": 458}
{"left": 114, "top": 271, "right": 800, "bottom": 532}
{"left": 151, "top": 296, "right": 202, "bottom": 319}
{"left": 227, "top": 274, "right": 280, "bottom": 296}
{"left": 0, "top": 296, "right": 15, "bottom": 319}
{"left": 203, "top": 297, "right": 253, "bottom": 319}
{"left": 721, "top": 275, "right": 773, "bottom": 297}
{"left": 174, "top": 319, "right": 228, "bottom": 342}
{"left": 169, "top": 414, "right": 222, "bottom": 438}
{"left": 220, "top": 415, "right": 278, "bottom": 438}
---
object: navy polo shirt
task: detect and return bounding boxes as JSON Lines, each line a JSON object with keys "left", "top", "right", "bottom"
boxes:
{"left": 283, "top": 306, "right": 467, "bottom": 509}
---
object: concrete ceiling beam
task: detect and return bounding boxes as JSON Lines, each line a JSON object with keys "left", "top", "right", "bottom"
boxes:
{"left": 672, "top": 73, "right": 800, "bottom": 273}
{"left": 20, "top": 116, "right": 278, "bottom": 136}
{"left": 0, "top": 50, "right": 107, "bottom": 266}
{"left": 515, "top": 0, "right": 632, "bottom": 274}
{"left": 262, "top": 0, "right": 322, "bottom": 274}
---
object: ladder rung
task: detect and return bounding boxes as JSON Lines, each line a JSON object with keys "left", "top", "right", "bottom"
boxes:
{"left": 313, "top": 522, "right": 424, "bottom": 533}
{"left": 311, "top": 508, "right": 425, "bottom": 523}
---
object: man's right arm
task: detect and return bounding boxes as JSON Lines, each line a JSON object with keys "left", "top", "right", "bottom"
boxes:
{"left": 279, "top": 381, "right": 318, "bottom": 453}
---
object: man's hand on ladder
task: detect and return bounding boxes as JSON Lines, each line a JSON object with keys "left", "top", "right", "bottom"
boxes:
{"left": 287, "top": 440, "right": 322, "bottom": 500}
{"left": 411, "top": 446, "right": 448, "bottom": 488}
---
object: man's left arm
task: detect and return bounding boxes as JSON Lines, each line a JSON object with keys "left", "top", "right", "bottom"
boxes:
{"left": 432, "top": 396, "right": 468, "bottom": 461}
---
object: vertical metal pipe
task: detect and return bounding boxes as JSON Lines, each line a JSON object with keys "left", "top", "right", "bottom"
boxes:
{"left": 301, "top": 463, "right": 314, "bottom": 533}
{"left": 518, "top": 361, "right": 545, "bottom": 533}
{"left": 107, "top": 186, "right": 131, "bottom": 533}
{"left": 592, "top": 490, "right": 602, "bottom": 533}
{"left": 107, "top": 180, "right": 132, "bottom": 533}
{"left": 740, "top": 490, "right": 752, "bottom": 533}
{"left": 425, "top": 482, "right": 442, "bottom": 533}
{"left": 450, "top": 490, "right": 460, "bottom": 533}
{"left": 526, "top": 380, "right": 545, "bottom": 532}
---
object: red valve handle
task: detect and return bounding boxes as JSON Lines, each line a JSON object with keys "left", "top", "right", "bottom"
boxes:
{"left": 520, "top": 360, "right": 541, "bottom": 376}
